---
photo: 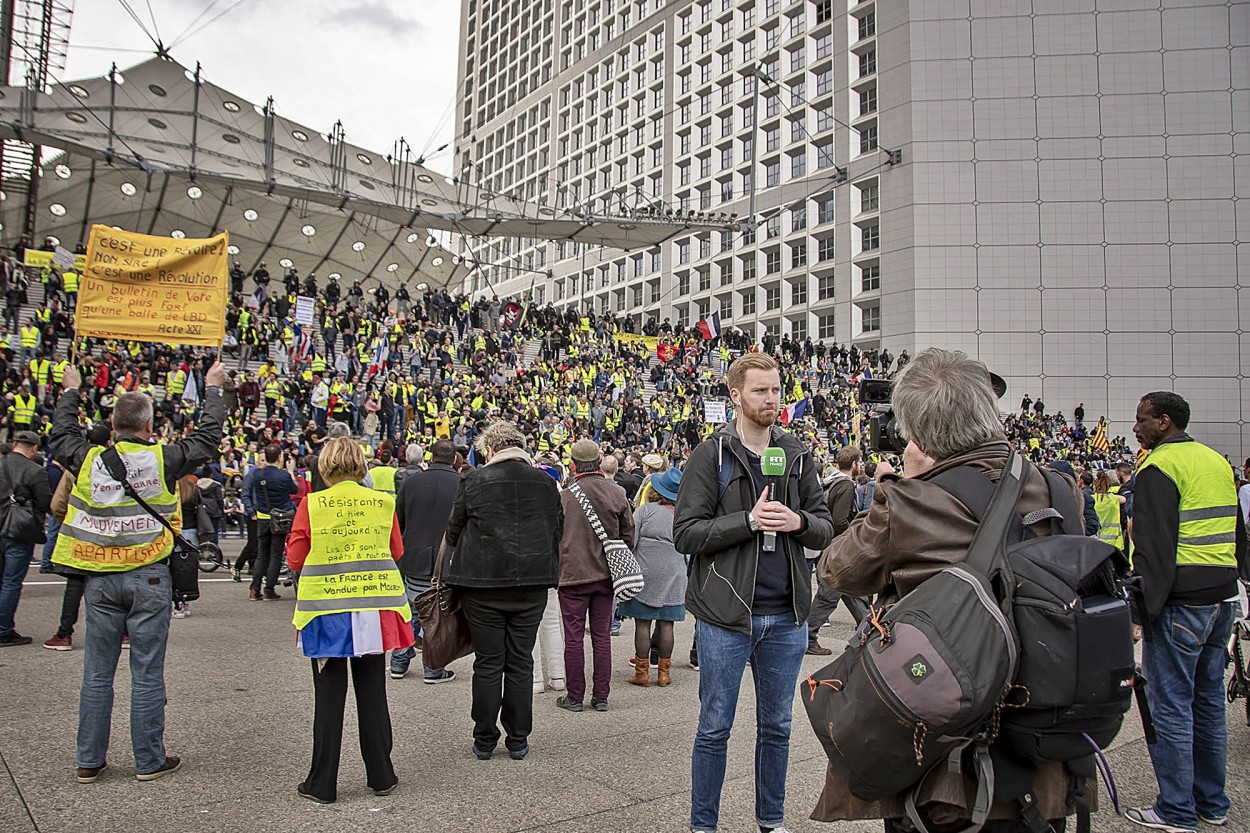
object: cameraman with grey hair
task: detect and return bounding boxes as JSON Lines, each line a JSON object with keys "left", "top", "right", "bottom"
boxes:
{"left": 813, "top": 348, "right": 1088, "bottom": 832}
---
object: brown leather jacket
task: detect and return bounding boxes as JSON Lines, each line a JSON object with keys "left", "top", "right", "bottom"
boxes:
{"left": 812, "top": 441, "right": 1092, "bottom": 825}
{"left": 559, "top": 473, "right": 636, "bottom": 587}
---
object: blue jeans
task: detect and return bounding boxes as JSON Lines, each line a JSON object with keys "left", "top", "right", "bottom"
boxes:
{"left": 1142, "top": 602, "right": 1236, "bottom": 828}
{"left": 391, "top": 575, "right": 441, "bottom": 677}
{"left": 40, "top": 515, "right": 61, "bottom": 570}
{"left": 690, "top": 613, "right": 807, "bottom": 833}
{"left": 0, "top": 536, "right": 34, "bottom": 637}
{"left": 77, "top": 563, "right": 172, "bottom": 773}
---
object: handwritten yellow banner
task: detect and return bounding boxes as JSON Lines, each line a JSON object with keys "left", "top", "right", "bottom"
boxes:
{"left": 22, "top": 249, "right": 52, "bottom": 271}
{"left": 75, "top": 225, "right": 229, "bottom": 346}
{"left": 614, "top": 332, "right": 660, "bottom": 350}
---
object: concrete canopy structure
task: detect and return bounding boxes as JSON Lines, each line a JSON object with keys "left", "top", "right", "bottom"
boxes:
{"left": 0, "top": 56, "right": 726, "bottom": 292}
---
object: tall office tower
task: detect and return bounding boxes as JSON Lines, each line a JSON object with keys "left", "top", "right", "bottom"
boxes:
{"left": 456, "top": 0, "right": 1247, "bottom": 456}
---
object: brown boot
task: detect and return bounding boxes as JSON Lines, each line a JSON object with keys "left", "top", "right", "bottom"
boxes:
{"left": 657, "top": 658, "right": 672, "bottom": 687}
{"left": 627, "top": 656, "right": 650, "bottom": 687}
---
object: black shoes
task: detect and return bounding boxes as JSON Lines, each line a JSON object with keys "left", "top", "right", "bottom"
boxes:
{"left": 0, "top": 632, "right": 33, "bottom": 647}
{"left": 555, "top": 696, "right": 583, "bottom": 713}
{"left": 297, "top": 783, "right": 334, "bottom": 804}
{"left": 591, "top": 697, "right": 609, "bottom": 712}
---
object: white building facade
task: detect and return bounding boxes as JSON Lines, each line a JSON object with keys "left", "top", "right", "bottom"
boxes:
{"left": 455, "top": 0, "right": 1248, "bottom": 457}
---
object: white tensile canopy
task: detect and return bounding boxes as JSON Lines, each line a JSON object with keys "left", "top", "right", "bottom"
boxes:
{"left": 0, "top": 57, "right": 728, "bottom": 292}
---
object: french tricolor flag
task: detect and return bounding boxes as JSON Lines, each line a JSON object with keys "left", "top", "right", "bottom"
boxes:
{"left": 779, "top": 399, "right": 808, "bottom": 425}
{"left": 696, "top": 312, "right": 722, "bottom": 340}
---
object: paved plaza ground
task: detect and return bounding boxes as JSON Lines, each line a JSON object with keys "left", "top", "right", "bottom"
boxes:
{"left": 1, "top": 539, "right": 1247, "bottom": 833}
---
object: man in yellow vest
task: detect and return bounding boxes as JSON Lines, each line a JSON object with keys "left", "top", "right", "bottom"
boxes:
{"left": 50, "top": 360, "right": 226, "bottom": 783}
{"left": 10, "top": 382, "right": 37, "bottom": 437}
{"left": 369, "top": 451, "right": 398, "bottom": 495}
{"left": 63, "top": 268, "right": 79, "bottom": 312}
{"left": 1125, "top": 391, "right": 1244, "bottom": 833}
{"left": 19, "top": 318, "right": 39, "bottom": 367}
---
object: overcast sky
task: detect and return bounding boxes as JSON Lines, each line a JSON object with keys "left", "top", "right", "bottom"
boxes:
{"left": 63, "top": 0, "right": 462, "bottom": 174}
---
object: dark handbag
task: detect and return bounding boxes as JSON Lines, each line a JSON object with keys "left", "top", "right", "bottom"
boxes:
{"left": 101, "top": 448, "right": 200, "bottom": 602}
{"left": 412, "top": 538, "right": 472, "bottom": 669}
{"left": 0, "top": 455, "right": 46, "bottom": 544}
{"left": 260, "top": 476, "right": 295, "bottom": 535}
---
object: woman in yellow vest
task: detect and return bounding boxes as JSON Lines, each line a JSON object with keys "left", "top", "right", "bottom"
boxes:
{"left": 1091, "top": 469, "right": 1126, "bottom": 550}
{"left": 285, "top": 437, "right": 411, "bottom": 803}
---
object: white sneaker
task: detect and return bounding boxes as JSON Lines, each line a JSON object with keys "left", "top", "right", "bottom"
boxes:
{"left": 172, "top": 609, "right": 186, "bottom": 619}
{"left": 1125, "top": 806, "right": 1197, "bottom": 833}
{"left": 548, "top": 678, "right": 566, "bottom": 691}
{"left": 533, "top": 681, "right": 545, "bottom": 694}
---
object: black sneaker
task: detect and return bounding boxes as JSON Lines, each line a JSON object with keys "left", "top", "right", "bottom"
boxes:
{"left": 649, "top": 647, "right": 660, "bottom": 668}
{"left": 689, "top": 653, "right": 699, "bottom": 671}
{"left": 508, "top": 745, "right": 530, "bottom": 760}
{"left": 422, "top": 669, "right": 456, "bottom": 685}
{"left": 555, "top": 696, "right": 583, "bottom": 713}
{"left": 591, "top": 697, "right": 609, "bottom": 712}
{"left": 263, "top": 592, "right": 282, "bottom": 601}
{"left": 297, "top": 783, "right": 334, "bottom": 804}
{"left": 0, "top": 632, "right": 33, "bottom": 647}
{"left": 472, "top": 744, "right": 494, "bottom": 760}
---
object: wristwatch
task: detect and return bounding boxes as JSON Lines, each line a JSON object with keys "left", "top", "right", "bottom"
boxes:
{"left": 747, "top": 513, "right": 760, "bottom": 533}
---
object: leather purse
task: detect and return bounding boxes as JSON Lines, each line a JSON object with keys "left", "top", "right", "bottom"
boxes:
{"left": 412, "top": 537, "right": 473, "bottom": 669}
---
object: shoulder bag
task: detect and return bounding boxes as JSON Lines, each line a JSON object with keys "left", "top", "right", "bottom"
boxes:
{"left": 260, "top": 473, "right": 296, "bottom": 535}
{"left": 412, "top": 537, "right": 473, "bottom": 668}
{"left": 100, "top": 448, "right": 199, "bottom": 602}
{"left": 568, "top": 480, "right": 643, "bottom": 601}
{"left": 0, "top": 454, "right": 46, "bottom": 544}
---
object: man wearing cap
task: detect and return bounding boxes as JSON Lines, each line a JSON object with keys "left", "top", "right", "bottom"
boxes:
{"left": 555, "top": 438, "right": 635, "bottom": 713}
{"left": 0, "top": 431, "right": 52, "bottom": 646}
{"left": 633, "top": 453, "right": 667, "bottom": 508}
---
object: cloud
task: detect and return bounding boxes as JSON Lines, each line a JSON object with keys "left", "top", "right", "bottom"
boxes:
{"left": 323, "top": 2, "right": 419, "bottom": 36}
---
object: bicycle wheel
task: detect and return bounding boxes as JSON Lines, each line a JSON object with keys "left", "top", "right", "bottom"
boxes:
{"left": 197, "top": 542, "right": 223, "bottom": 573}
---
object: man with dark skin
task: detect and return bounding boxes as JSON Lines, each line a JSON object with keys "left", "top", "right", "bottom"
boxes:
{"left": 1125, "top": 392, "right": 1244, "bottom": 833}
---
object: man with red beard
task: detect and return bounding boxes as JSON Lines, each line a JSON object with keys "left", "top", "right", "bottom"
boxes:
{"left": 674, "top": 352, "right": 834, "bottom": 833}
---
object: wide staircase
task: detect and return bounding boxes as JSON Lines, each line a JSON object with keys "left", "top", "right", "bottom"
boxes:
{"left": 15, "top": 302, "right": 842, "bottom": 449}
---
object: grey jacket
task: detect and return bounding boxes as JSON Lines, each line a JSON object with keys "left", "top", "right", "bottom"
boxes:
{"left": 631, "top": 502, "right": 686, "bottom": 608}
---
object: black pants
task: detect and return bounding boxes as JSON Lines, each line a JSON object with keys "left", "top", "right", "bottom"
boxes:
{"left": 302, "top": 654, "right": 396, "bottom": 802}
{"left": 56, "top": 574, "right": 86, "bottom": 638}
{"left": 807, "top": 583, "right": 870, "bottom": 642}
{"left": 460, "top": 587, "right": 546, "bottom": 753}
{"left": 237, "top": 516, "right": 258, "bottom": 572}
{"left": 250, "top": 523, "right": 286, "bottom": 594}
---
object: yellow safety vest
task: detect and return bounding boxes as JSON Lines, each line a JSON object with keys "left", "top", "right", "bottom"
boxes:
{"left": 167, "top": 370, "right": 186, "bottom": 395}
{"left": 12, "top": 393, "right": 36, "bottom": 424}
{"left": 53, "top": 440, "right": 181, "bottom": 572}
{"left": 52, "top": 360, "right": 69, "bottom": 384}
{"left": 371, "top": 466, "right": 397, "bottom": 494}
{"left": 1092, "top": 492, "right": 1123, "bottom": 550}
{"left": 1137, "top": 440, "right": 1238, "bottom": 569}
{"left": 292, "top": 480, "right": 409, "bottom": 630}
{"left": 20, "top": 325, "right": 38, "bottom": 348}
{"left": 29, "top": 358, "right": 50, "bottom": 384}
{"left": 64, "top": 270, "right": 79, "bottom": 293}
{"left": 311, "top": 355, "right": 327, "bottom": 373}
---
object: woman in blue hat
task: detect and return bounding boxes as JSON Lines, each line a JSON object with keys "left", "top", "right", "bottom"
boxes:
{"left": 620, "top": 466, "right": 686, "bottom": 687}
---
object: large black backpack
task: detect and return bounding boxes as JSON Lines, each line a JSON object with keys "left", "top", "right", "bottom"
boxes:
{"left": 933, "top": 464, "right": 1135, "bottom": 833}
{"left": 801, "top": 454, "right": 1028, "bottom": 831}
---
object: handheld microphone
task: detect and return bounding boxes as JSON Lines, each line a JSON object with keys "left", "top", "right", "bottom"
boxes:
{"left": 759, "top": 447, "right": 787, "bottom": 552}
